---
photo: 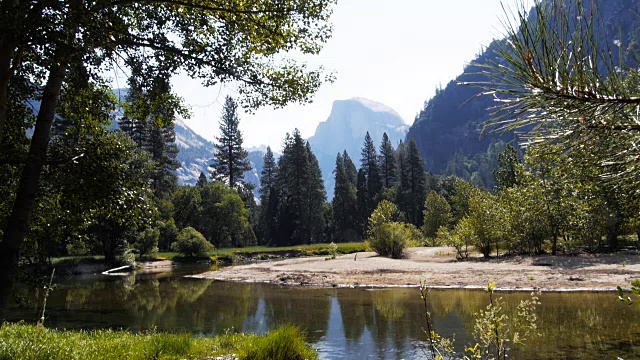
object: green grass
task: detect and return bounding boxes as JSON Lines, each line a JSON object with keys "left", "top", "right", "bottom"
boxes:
{"left": 212, "top": 242, "right": 366, "bottom": 257}
{"left": 156, "top": 242, "right": 366, "bottom": 264}
{"left": 0, "top": 323, "right": 317, "bottom": 360}
{"left": 53, "top": 243, "right": 367, "bottom": 266}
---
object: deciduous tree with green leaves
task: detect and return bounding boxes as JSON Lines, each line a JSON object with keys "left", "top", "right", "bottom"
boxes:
{"left": 0, "top": 0, "right": 337, "bottom": 317}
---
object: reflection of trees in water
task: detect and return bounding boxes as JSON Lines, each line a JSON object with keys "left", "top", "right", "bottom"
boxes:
{"left": 35, "top": 277, "right": 640, "bottom": 360}
{"left": 337, "top": 289, "right": 426, "bottom": 357}
{"left": 258, "top": 287, "right": 332, "bottom": 342}
{"left": 337, "top": 290, "right": 367, "bottom": 341}
{"left": 200, "top": 282, "right": 260, "bottom": 334}
{"left": 60, "top": 275, "right": 214, "bottom": 331}
{"left": 523, "top": 293, "right": 640, "bottom": 360}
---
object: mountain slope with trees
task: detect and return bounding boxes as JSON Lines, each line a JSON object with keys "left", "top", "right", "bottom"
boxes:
{"left": 407, "top": 0, "right": 640, "bottom": 189}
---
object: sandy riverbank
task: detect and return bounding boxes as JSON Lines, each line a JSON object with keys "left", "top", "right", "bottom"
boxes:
{"left": 190, "top": 247, "right": 640, "bottom": 291}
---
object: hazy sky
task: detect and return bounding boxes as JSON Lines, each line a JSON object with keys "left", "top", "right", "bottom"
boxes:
{"left": 164, "top": 0, "right": 533, "bottom": 149}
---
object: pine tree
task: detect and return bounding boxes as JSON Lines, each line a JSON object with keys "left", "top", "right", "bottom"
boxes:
{"left": 196, "top": 172, "right": 208, "bottom": 188}
{"left": 211, "top": 96, "right": 251, "bottom": 188}
{"left": 146, "top": 121, "right": 180, "bottom": 199}
{"left": 259, "top": 147, "right": 279, "bottom": 244}
{"left": 379, "top": 132, "right": 397, "bottom": 188}
{"left": 397, "top": 138, "right": 428, "bottom": 226}
{"left": 333, "top": 152, "right": 360, "bottom": 242}
{"left": 343, "top": 150, "right": 358, "bottom": 186}
{"left": 306, "top": 142, "right": 327, "bottom": 243}
{"left": 356, "top": 168, "right": 368, "bottom": 232}
{"left": 118, "top": 75, "right": 150, "bottom": 148}
{"left": 275, "top": 130, "right": 326, "bottom": 245}
{"left": 357, "top": 132, "right": 383, "bottom": 226}
{"left": 118, "top": 73, "right": 181, "bottom": 199}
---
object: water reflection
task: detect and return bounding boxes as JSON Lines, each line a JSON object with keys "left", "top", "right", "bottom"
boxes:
{"left": 7, "top": 269, "right": 640, "bottom": 359}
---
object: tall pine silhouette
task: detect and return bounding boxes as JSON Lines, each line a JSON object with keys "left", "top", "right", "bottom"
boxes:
{"left": 397, "top": 138, "right": 427, "bottom": 226}
{"left": 357, "top": 132, "right": 383, "bottom": 227}
{"left": 379, "top": 132, "right": 397, "bottom": 188}
{"left": 274, "top": 129, "right": 325, "bottom": 245}
{"left": 259, "top": 147, "right": 279, "bottom": 244}
{"left": 211, "top": 96, "right": 251, "bottom": 188}
{"left": 332, "top": 152, "right": 360, "bottom": 242}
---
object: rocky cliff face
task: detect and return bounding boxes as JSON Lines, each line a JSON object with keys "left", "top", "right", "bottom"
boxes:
{"left": 307, "top": 98, "right": 408, "bottom": 198}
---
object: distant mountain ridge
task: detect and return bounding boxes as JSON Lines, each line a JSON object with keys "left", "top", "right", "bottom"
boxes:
{"left": 109, "top": 92, "right": 407, "bottom": 199}
{"left": 308, "top": 97, "right": 408, "bottom": 199}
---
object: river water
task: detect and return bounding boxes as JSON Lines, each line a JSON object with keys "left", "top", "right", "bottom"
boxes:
{"left": 6, "top": 265, "right": 640, "bottom": 359}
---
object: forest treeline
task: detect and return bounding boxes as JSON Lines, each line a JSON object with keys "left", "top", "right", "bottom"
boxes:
{"left": 8, "top": 84, "right": 640, "bottom": 269}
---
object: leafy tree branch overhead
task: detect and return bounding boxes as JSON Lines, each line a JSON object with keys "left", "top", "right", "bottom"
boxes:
{"left": 0, "top": 0, "right": 337, "bottom": 319}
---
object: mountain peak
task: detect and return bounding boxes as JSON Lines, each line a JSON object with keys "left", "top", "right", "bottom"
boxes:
{"left": 343, "top": 97, "right": 403, "bottom": 120}
{"left": 308, "top": 97, "right": 408, "bottom": 199}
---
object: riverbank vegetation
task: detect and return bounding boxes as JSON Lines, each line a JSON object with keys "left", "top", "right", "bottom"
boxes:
{"left": 0, "top": 323, "right": 317, "bottom": 360}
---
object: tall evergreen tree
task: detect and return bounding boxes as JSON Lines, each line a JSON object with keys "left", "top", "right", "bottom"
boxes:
{"left": 397, "top": 138, "right": 428, "bottom": 226}
{"left": 333, "top": 153, "right": 360, "bottom": 242}
{"left": 211, "top": 96, "right": 251, "bottom": 188}
{"left": 196, "top": 172, "right": 208, "bottom": 188}
{"left": 379, "top": 132, "right": 397, "bottom": 188}
{"left": 259, "top": 147, "right": 279, "bottom": 244}
{"left": 274, "top": 130, "right": 326, "bottom": 245}
{"left": 357, "top": 132, "right": 383, "bottom": 227}
{"left": 117, "top": 71, "right": 183, "bottom": 200}
{"left": 146, "top": 122, "right": 180, "bottom": 199}
{"left": 343, "top": 150, "right": 358, "bottom": 186}
{"left": 306, "top": 142, "right": 327, "bottom": 243}
{"left": 356, "top": 168, "right": 368, "bottom": 232}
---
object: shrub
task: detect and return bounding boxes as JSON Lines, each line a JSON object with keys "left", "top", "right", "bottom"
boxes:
{"left": 367, "top": 200, "right": 398, "bottom": 237}
{"left": 367, "top": 201, "right": 413, "bottom": 259}
{"left": 368, "top": 222, "right": 415, "bottom": 259}
{"left": 171, "top": 227, "right": 214, "bottom": 257}
{"left": 328, "top": 242, "right": 338, "bottom": 259}
{"left": 134, "top": 228, "right": 160, "bottom": 257}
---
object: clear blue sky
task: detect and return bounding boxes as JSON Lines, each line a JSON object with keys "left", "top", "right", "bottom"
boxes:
{"left": 166, "top": 0, "right": 533, "bottom": 149}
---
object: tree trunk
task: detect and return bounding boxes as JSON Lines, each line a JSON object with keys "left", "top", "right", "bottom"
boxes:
{"left": 607, "top": 229, "right": 618, "bottom": 251}
{"left": 0, "top": 56, "right": 68, "bottom": 320}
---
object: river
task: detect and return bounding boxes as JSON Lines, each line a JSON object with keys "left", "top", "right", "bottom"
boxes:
{"left": 6, "top": 264, "right": 640, "bottom": 359}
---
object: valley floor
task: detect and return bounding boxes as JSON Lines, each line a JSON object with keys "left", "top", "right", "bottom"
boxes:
{"left": 191, "top": 247, "right": 640, "bottom": 291}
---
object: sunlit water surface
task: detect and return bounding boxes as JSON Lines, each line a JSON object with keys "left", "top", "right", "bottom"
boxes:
{"left": 7, "top": 265, "right": 640, "bottom": 359}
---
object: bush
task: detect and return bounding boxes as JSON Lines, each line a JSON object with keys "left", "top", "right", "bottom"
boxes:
{"left": 239, "top": 324, "right": 317, "bottom": 360}
{"left": 367, "top": 200, "right": 398, "bottom": 237}
{"left": 367, "top": 201, "right": 413, "bottom": 259}
{"left": 368, "top": 222, "right": 414, "bottom": 259}
{"left": 134, "top": 228, "right": 159, "bottom": 257}
{"left": 171, "top": 227, "right": 214, "bottom": 257}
